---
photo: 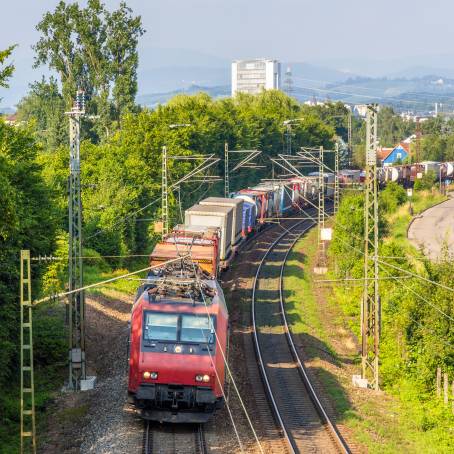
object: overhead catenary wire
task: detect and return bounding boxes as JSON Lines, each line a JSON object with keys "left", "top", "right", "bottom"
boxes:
{"left": 288, "top": 187, "right": 454, "bottom": 322}
{"left": 292, "top": 75, "right": 454, "bottom": 108}
{"left": 293, "top": 75, "right": 454, "bottom": 103}
{"left": 186, "top": 262, "right": 245, "bottom": 453}
{"left": 33, "top": 255, "right": 190, "bottom": 305}
{"left": 189, "top": 260, "right": 263, "bottom": 454}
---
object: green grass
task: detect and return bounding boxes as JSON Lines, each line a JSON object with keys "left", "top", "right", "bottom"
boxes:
{"left": 84, "top": 259, "right": 146, "bottom": 298}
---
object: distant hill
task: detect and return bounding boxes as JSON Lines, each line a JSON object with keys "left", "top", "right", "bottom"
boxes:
{"left": 137, "top": 84, "right": 230, "bottom": 107}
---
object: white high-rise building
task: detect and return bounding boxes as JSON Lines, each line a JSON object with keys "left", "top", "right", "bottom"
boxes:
{"left": 231, "top": 59, "right": 281, "bottom": 96}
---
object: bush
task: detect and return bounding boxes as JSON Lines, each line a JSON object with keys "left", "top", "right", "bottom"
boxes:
{"left": 414, "top": 170, "right": 436, "bottom": 191}
{"left": 380, "top": 182, "right": 407, "bottom": 213}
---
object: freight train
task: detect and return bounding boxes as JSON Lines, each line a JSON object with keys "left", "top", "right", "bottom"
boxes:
{"left": 127, "top": 156, "right": 454, "bottom": 423}
{"left": 338, "top": 161, "right": 454, "bottom": 188}
{"left": 127, "top": 175, "right": 330, "bottom": 423}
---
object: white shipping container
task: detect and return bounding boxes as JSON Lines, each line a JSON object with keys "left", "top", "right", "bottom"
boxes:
{"left": 185, "top": 204, "right": 233, "bottom": 260}
{"left": 199, "top": 197, "right": 244, "bottom": 246}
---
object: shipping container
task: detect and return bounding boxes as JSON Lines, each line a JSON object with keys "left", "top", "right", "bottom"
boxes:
{"left": 199, "top": 197, "right": 244, "bottom": 247}
{"left": 241, "top": 201, "right": 256, "bottom": 236}
{"left": 149, "top": 241, "right": 219, "bottom": 278}
{"left": 184, "top": 204, "right": 233, "bottom": 262}
{"left": 236, "top": 189, "right": 268, "bottom": 224}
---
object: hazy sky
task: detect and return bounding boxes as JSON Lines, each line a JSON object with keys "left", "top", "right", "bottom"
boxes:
{"left": 1, "top": 0, "right": 453, "bottom": 105}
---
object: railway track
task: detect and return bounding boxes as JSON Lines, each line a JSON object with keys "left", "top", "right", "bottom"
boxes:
{"left": 143, "top": 421, "right": 207, "bottom": 454}
{"left": 251, "top": 220, "right": 351, "bottom": 454}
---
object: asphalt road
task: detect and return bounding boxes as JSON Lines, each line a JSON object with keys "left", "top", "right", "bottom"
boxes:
{"left": 408, "top": 195, "right": 454, "bottom": 261}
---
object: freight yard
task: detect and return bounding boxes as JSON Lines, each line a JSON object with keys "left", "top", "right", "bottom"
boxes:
{"left": 1, "top": 2, "right": 454, "bottom": 454}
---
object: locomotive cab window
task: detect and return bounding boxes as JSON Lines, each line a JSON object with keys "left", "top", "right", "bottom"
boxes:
{"left": 144, "top": 313, "right": 178, "bottom": 341}
{"left": 181, "top": 314, "right": 214, "bottom": 344}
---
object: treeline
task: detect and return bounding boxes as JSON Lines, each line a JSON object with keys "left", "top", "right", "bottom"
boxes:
{"left": 40, "top": 91, "right": 336, "bottom": 259}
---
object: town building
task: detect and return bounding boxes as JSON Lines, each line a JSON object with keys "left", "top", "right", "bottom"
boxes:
{"left": 377, "top": 142, "right": 410, "bottom": 166}
{"left": 231, "top": 59, "right": 280, "bottom": 96}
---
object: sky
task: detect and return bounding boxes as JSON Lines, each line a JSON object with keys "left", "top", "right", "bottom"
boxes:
{"left": 1, "top": 0, "right": 454, "bottom": 106}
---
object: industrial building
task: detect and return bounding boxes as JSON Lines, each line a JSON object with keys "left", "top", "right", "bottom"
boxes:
{"left": 231, "top": 59, "right": 281, "bottom": 96}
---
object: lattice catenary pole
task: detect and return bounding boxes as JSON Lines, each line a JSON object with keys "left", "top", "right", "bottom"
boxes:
{"left": 66, "top": 91, "right": 86, "bottom": 390}
{"left": 162, "top": 145, "right": 169, "bottom": 238}
{"left": 318, "top": 146, "right": 325, "bottom": 240}
{"left": 224, "top": 142, "right": 229, "bottom": 197}
{"left": 361, "top": 104, "right": 380, "bottom": 390}
{"left": 334, "top": 142, "right": 340, "bottom": 214}
{"left": 20, "top": 250, "right": 36, "bottom": 454}
{"left": 348, "top": 111, "right": 353, "bottom": 167}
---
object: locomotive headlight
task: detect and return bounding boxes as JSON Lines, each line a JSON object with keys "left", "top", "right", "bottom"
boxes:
{"left": 195, "top": 374, "right": 203, "bottom": 382}
{"left": 143, "top": 371, "right": 151, "bottom": 379}
{"left": 174, "top": 345, "right": 183, "bottom": 353}
{"left": 150, "top": 372, "right": 158, "bottom": 380}
{"left": 202, "top": 374, "right": 210, "bottom": 383}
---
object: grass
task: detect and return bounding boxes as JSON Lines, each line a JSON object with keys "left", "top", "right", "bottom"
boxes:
{"left": 282, "top": 190, "right": 454, "bottom": 453}
{"left": 386, "top": 189, "right": 447, "bottom": 244}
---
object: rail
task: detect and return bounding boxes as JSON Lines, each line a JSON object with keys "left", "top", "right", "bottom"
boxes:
{"left": 251, "top": 220, "right": 351, "bottom": 454}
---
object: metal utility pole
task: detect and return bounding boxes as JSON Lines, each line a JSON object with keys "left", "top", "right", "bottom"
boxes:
{"left": 20, "top": 250, "right": 36, "bottom": 454}
{"left": 415, "top": 116, "right": 422, "bottom": 163}
{"left": 348, "top": 111, "right": 353, "bottom": 167}
{"left": 285, "top": 123, "right": 292, "bottom": 155}
{"left": 318, "top": 146, "right": 325, "bottom": 237}
{"left": 334, "top": 142, "right": 340, "bottom": 214}
{"left": 66, "top": 90, "right": 86, "bottom": 390}
{"left": 162, "top": 145, "right": 169, "bottom": 238}
{"left": 361, "top": 104, "right": 380, "bottom": 390}
{"left": 224, "top": 143, "right": 229, "bottom": 197}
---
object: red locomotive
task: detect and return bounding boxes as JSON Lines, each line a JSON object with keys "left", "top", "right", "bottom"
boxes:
{"left": 128, "top": 261, "right": 228, "bottom": 423}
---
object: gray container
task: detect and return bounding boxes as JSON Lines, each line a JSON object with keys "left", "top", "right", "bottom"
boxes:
{"left": 199, "top": 197, "right": 244, "bottom": 246}
{"left": 185, "top": 204, "right": 233, "bottom": 260}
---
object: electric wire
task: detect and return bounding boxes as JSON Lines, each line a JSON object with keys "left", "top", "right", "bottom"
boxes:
{"left": 187, "top": 263, "right": 245, "bottom": 453}
{"left": 292, "top": 75, "right": 454, "bottom": 107}
{"left": 294, "top": 76, "right": 454, "bottom": 102}
{"left": 189, "top": 260, "right": 263, "bottom": 454}
{"left": 33, "top": 255, "right": 190, "bottom": 305}
{"left": 289, "top": 190, "right": 454, "bottom": 321}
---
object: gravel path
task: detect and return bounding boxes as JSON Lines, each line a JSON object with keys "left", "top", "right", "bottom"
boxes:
{"left": 79, "top": 293, "right": 143, "bottom": 454}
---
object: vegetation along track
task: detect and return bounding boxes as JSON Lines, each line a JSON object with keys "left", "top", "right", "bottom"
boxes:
{"left": 143, "top": 421, "right": 207, "bottom": 454}
{"left": 252, "top": 219, "right": 351, "bottom": 454}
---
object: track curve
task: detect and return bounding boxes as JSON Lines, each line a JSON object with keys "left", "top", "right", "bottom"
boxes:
{"left": 251, "top": 220, "right": 351, "bottom": 454}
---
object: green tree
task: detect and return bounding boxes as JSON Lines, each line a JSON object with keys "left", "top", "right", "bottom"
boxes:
{"left": 16, "top": 77, "right": 67, "bottom": 149}
{"left": 33, "top": 0, "right": 144, "bottom": 141}
{"left": 0, "top": 121, "right": 57, "bottom": 422}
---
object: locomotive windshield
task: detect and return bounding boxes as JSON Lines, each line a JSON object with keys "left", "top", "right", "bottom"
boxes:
{"left": 143, "top": 311, "right": 215, "bottom": 344}
{"left": 181, "top": 315, "right": 214, "bottom": 343}
{"left": 144, "top": 313, "right": 178, "bottom": 341}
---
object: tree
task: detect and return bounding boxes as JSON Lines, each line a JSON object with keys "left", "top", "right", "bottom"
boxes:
{"left": 378, "top": 106, "right": 414, "bottom": 147}
{"left": 0, "top": 121, "right": 57, "bottom": 416}
{"left": 16, "top": 77, "right": 67, "bottom": 149}
{"left": 33, "top": 0, "right": 144, "bottom": 141}
{"left": 0, "top": 45, "right": 16, "bottom": 95}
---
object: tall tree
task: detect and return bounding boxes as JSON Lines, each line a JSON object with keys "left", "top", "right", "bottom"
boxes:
{"left": 33, "top": 0, "right": 144, "bottom": 141}
{"left": 16, "top": 77, "right": 67, "bottom": 149}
